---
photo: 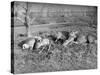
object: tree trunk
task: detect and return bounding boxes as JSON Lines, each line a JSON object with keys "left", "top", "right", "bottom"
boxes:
{"left": 25, "top": 2, "right": 31, "bottom": 37}
{"left": 24, "top": 17, "right": 31, "bottom": 37}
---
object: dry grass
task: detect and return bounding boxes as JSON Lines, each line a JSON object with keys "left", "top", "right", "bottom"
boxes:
{"left": 13, "top": 26, "right": 97, "bottom": 74}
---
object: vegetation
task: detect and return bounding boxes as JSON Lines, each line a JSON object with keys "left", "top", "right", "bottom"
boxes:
{"left": 14, "top": 30, "right": 97, "bottom": 73}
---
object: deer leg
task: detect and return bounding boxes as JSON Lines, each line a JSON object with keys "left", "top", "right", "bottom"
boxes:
{"left": 55, "top": 39, "right": 58, "bottom": 43}
{"left": 48, "top": 44, "right": 51, "bottom": 52}
{"left": 63, "top": 40, "right": 69, "bottom": 47}
{"left": 55, "top": 39, "right": 57, "bottom": 42}
{"left": 39, "top": 46, "right": 46, "bottom": 54}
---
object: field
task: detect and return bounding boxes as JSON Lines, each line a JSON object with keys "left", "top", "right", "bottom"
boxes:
{"left": 12, "top": 24, "right": 97, "bottom": 74}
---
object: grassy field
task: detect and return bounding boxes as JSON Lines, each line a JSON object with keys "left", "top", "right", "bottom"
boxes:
{"left": 12, "top": 24, "right": 97, "bottom": 74}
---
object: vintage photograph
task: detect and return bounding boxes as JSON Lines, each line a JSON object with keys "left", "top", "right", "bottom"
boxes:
{"left": 11, "top": 1, "right": 97, "bottom": 74}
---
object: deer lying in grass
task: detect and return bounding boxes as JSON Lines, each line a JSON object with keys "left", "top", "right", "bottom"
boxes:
{"left": 54, "top": 31, "right": 69, "bottom": 44}
{"left": 36, "top": 33, "right": 57, "bottom": 54}
{"left": 37, "top": 38, "right": 50, "bottom": 53}
{"left": 63, "top": 31, "right": 79, "bottom": 47}
{"left": 20, "top": 38, "right": 36, "bottom": 50}
{"left": 75, "top": 33, "right": 97, "bottom": 45}
{"left": 18, "top": 36, "right": 42, "bottom": 50}
{"left": 87, "top": 34, "right": 97, "bottom": 44}
{"left": 63, "top": 31, "right": 97, "bottom": 47}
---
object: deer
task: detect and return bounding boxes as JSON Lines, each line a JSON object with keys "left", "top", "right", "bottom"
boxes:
{"left": 37, "top": 38, "right": 51, "bottom": 54}
{"left": 18, "top": 36, "right": 42, "bottom": 50}
{"left": 63, "top": 31, "right": 79, "bottom": 47}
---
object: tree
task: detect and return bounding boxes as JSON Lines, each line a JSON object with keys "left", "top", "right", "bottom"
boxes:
{"left": 14, "top": 2, "right": 33, "bottom": 37}
{"left": 24, "top": 2, "right": 31, "bottom": 37}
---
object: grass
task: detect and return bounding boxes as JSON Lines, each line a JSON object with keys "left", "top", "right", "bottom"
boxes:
{"left": 13, "top": 26, "right": 97, "bottom": 74}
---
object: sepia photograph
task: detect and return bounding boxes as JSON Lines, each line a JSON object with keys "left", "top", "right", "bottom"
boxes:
{"left": 11, "top": 1, "right": 97, "bottom": 74}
